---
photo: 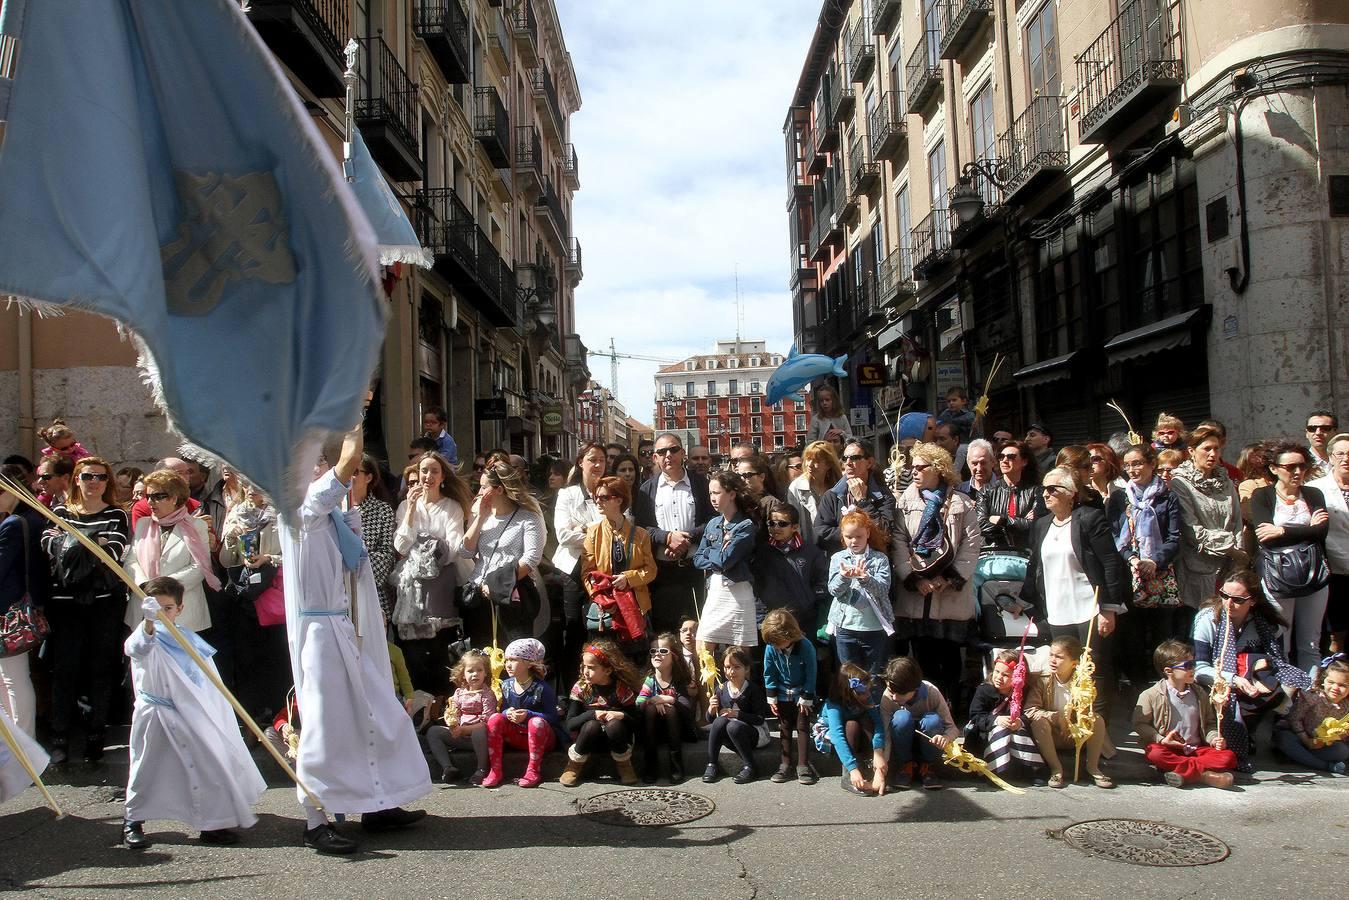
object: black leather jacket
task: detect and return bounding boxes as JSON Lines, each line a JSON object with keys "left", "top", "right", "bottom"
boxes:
{"left": 975, "top": 478, "right": 1047, "bottom": 553}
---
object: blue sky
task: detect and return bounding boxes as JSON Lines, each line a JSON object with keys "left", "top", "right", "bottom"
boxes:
{"left": 556, "top": 0, "right": 821, "bottom": 422}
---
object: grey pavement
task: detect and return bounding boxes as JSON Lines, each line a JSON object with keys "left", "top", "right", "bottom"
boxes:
{"left": 1, "top": 729, "right": 1345, "bottom": 900}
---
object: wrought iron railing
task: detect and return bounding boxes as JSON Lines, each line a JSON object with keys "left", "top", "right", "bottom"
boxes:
{"left": 415, "top": 187, "right": 517, "bottom": 324}
{"left": 876, "top": 246, "right": 914, "bottom": 302}
{"left": 568, "top": 238, "right": 583, "bottom": 272}
{"left": 1077, "top": 0, "right": 1182, "bottom": 137}
{"left": 911, "top": 208, "right": 952, "bottom": 271}
{"left": 997, "top": 95, "right": 1067, "bottom": 196}
{"left": 847, "top": 15, "right": 875, "bottom": 84}
{"left": 938, "top": 0, "right": 992, "bottom": 59}
{"left": 905, "top": 29, "right": 942, "bottom": 112}
{"left": 412, "top": 1, "right": 470, "bottom": 82}
{"left": 873, "top": 0, "right": 901, "bottom": 35}
{"left": 830, "top": 83, "right": 856, "bottom": 124}
{"left": 537, "top": 176, "right": 568, "bottom": 241}
{"left": 531, "top": 65, "right": 565, "bottom": 134}
{"left": 515, "top": 125, "right": 542, "bottom": 172}
{"left": 563, "top": 143, "right": 580, "bottom": 186}
{"left": 868, "top": 90, "right": 906, "bottom": 160}
{"left": 356, "top": 35, "right": 419, "bottom": 153}
{"left": 474, "top": 86, "right": 510, "bottom": 161}
{"left": 850, "top": 134, "right": 879, "bottom": 197}
{"left": 512, "top": 0, "right": 538, "bottom": 45}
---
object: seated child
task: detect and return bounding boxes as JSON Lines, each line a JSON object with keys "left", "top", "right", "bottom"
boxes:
{"left": 561, "top": 640, "right": 642, "bottom": 787}
{"left": 703, "top": 647, "right": 770, "bottom": 784}
{"left": 123, "top": 576, "right": 266, "bottom": 850}
{"left": 425, "top": 649, "right": 496, "bottom": 784}
{"left": 880, "top": 656, "right": 959, "bottom": 790}
{"left": 1274, "top": 656, "right": 1349, "bottom": 774}
{"left": 1132, "top": 639, "right": 1235, "bottom": 788}
{"left": 966, "top": 650, "right": 1045, "bottom": 784}
{"left": 484, "top": 638, "right": 565, "bottom": 788}
{"left": 1024, "top": 634, "right": 1113, "bottom": 789}
{"left": 638, "top": 632, "right": 698, "bottom": 784}
{"left": 761, "top": 608, "right": 819, "bottom": 785}
{"left": 818, "top": 663, "right": 888, "bottom": 796}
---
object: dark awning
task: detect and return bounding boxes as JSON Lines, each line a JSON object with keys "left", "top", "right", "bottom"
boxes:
{"left": 1013, "top": 351, "right": 1080, "bottom": 387}
{"left": 1103, "top": 306, "right": 1211, "bottom": 364}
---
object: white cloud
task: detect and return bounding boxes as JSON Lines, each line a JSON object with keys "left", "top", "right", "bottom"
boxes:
{"left": 556, "top": 0, "right": 821, "bottom": 422}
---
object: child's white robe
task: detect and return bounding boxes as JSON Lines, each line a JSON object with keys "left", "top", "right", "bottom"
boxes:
{"left": 124, "top": 625, "right": 265, "bottom": 830}
{"left": 280, "top": 469, "right": 431, "bottom": 814}
{"left": 0, "top": 706, "right": 49, "bottom": 804}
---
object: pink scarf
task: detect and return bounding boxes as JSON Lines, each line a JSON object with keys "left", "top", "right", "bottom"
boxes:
{"left": 135, "top": 504, "right": 221, "bottom": 591}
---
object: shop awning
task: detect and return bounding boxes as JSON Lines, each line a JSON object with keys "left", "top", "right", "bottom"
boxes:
{"left": 1103, "top": 306, "right": 1211, "bottom": 364}
{"left": 1012, "top": 351, "right": 1080, "bottom": 387}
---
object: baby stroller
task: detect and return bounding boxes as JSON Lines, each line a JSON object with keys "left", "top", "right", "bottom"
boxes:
{"left": 971, "top": 552, "right": 1040, "bottom": 677}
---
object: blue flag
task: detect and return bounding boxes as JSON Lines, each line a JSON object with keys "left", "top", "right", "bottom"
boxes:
{"left": 0, "top": 0, "right": 386, "bottom": 512}
{"left": 349, "top": 127, "right": 432, "bottom": 268}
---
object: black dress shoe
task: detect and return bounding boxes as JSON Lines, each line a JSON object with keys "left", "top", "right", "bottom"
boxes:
{"left": 199, "top": 829, "right": 240, "bottom": 845}
{"left": 668, "top": 752, "right": 685, "bottom": 784}
{"left": 123, "top": 820, "right": 151, "bottom": 851}
{"left": 702, "top": 763, "right": 720, "bottom": 783}
{"left": 360, "top": 807, "right": 427, "bottom": 832}
{"left": 733, "top": 765, "right": 756, "bottom": 785}
{"left": 303, "top": 823, "right": 357, "bottom": 855}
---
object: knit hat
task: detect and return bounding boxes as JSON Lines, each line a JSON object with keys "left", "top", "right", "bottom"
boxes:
{"left": 504, "top": 638, "right": 546, "bottom": 662}
{"left": 897, "top": 412, "right": 929, "bottom": 442}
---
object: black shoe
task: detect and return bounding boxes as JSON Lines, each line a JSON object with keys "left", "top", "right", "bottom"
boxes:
{"left": 83, "top": 729, "right": 105, "bottom": 764}
{"left": 49, "top": 737, "right": 68, "bottom": 766}
{"left": 733, "top": 765, "right": 756, "bottom": 785}
{"left": 642, "top": 757, "right": 660, "bottom": 785}
{"left": 702, "top": 763, "right": 720, "bottom": 783}
{"left": 303, "top": 823, "right": 357, "bottom": 855}
{"left": 199, "top": 828, "right": 240, "bottom": 846}
{"left": 668, "top": 752, "right": 685, "bottom": 784}
{"left": 122, "top": 820, "right": 151, "bottom": 851}
{"left": 360, "top": 807, "right": 427, "bottom": 832}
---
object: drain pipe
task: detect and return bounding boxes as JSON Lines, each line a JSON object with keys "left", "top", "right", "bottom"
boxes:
{"left": 17, "top": 305, "right": 35, "bottom": 457}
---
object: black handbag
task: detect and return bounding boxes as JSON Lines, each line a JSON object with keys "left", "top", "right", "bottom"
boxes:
{"left": 1258, "top": 541, "right": 1330, "bottom": 598}
{"left": 460, "top": 508, "right": 518, "bottom": 610}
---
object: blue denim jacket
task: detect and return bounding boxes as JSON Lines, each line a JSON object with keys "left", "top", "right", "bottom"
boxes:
{"left": 692, "top": 513, "right": 756, "bottom": 583}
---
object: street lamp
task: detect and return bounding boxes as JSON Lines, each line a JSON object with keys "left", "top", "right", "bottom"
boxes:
{"left": 949, "top": 159, "right": 1013, "bottom": 227}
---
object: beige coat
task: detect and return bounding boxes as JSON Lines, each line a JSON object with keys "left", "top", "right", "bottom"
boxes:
{"left": 891, "top": 484, "right": 981, "bottom": 623}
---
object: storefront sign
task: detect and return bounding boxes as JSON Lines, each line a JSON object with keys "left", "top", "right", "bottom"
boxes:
{"left": 541, "top": 402, "right": 563, "bottom": 436}
{"left": 476, "top": 397, "right": 508, "bottom": 421}
{"left": 856, "top": 362, "right": 887, "bottom": 387}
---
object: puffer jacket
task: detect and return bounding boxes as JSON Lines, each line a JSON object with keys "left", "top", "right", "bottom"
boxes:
{"left": 975, "top": 478, "right": 1047, "bottom": 553}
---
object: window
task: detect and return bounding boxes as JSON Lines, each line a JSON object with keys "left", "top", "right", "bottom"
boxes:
{"left": 1126, "top": 160, "right": 1203, "bottom": 327}
{"left": 1034, "top": 228, "right": 1084, "bottom": 360}
{"left": 928, "top": 140, "right": 948, "bottom": 250}
{"left": 709, "top": 437, "right": 720, "bottom": 454}
{"left": 707, "top": 380, "right": 717, "bottom": 396}
{"left": 726, "top": 378, "right": 737, "bottom": 395}
{"left": 729, "top": 398, "right": 740, "bottom": 414}
{"left": 685, "top": 360, "right": 695, "bottom": 371}
{"left": 750, "top": 381, "right": 761, "bottom": 395}
{"left": 730, "top": 416, "right": 741, "bottom": 433}
{"left": 887, "top": 28, "right": 904, "bottom": 94}
{"left": 771, "top": 355, "right": 782, "bottom": 365}
{"left": 751, "top": 397, "right": 762, "bottom": 414}
{"left": 923, "top": 0, "right": 941, "bottom": 67}
{"left": 708, "top": 418, "right": 720, "bottom": 434}
{"left": 773, "top": 415, "right": 785, "bottom": 432}
{"left": 969, "top": 83, "right": 997, "bottom": 205}
{"left": 751, "top": 416, "right": 762, "bottom": 433}
{"left": 896, "top": 183, "right": 911, "bottom": 260}
{"left": 708, "top": 398, "right": 718, "bottom": 415}
{"left": 795, "top": 414, "right": 806, "bottom": 431}
{"left": 729, "top": 358, "right": 739, "bottom": 368}
{"left": 750, "top": 356, "right": 760, "bottom": 366}
{"left": 774, "top": 434, "right": 786, "bottom": 450}
{"left": 685, "top": 399, "right": 696, "bottom": 416}
{"left": 1026, "top": 1, "right": 1061, "bottom": 97}
{"left": 685, "top": 380, "right": 694, "bottom": 396}
{"left": 708, "top": 359, "right": 718, "bottom": 369}
{"left": 663, "top": 382, "right": 673, "bottom": 396}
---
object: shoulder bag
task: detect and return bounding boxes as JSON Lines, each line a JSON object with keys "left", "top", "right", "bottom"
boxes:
{"left": 2, "top": 516, "right": 51, "bottom": 657}
{"left": 460, "top": 508, "right": 518, "bottom": 610}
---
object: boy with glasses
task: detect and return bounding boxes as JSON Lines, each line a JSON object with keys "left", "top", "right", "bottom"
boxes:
{"left": 754, "top": 505, "right": 828, "bottom": 643}
{"left": 1132, "top": 639, "right": 1235, "bottom": 788}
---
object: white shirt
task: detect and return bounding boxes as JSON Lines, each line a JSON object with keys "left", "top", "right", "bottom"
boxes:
{"left": 1041, "top": 520, "right": 1097, "bottom": 626}
{"left": 654, "top": 469, "right": 696, "bottom": 560}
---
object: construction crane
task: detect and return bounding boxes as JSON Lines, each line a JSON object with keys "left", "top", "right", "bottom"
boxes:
{"left": 588, "top": 338, "right": 679, "bottom": 400}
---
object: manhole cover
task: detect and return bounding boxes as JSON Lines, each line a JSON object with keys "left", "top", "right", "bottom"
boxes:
{"left": 1055, "top": 819, "right": 1229, "bottom": 867}
{"left": 577, "top": 789, "right": 715, "bottom": 827}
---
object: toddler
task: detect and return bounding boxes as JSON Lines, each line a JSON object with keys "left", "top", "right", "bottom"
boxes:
{"left": 561, "top": 640, "right": 642, "bottom": 786}
{"left": 880, "top": 656, "right": 959, "bottom": 790}
{"left": 1024, "top": 635, "right": 1113, "bottom": 789}
{"left": 1274, "top": 656, "right": 1349, "bottom": 774}
{"left": 1133, "top": 639, "right": 1235, "bottom": 788}
{"left": 425, "top": 649, "right": 496, "bottom": 784}
{"left": 826, "top": 510, "right": 893, "bottom": 675}
{"left": 38, "top": 418, "right": 90, "bottom": 463}
{"left": 966, "top": 650, "right": 1045, "bottom": 783}
{"left": 761, "top": 608, "right": 818, "bottom": 785}
{"left": 703, "top": 647, "right": 770, "bottom": 784}
{"left": 483, "top": 639, "right": 564, "bottom": 788}
{"left": 637, "top": 632, "right": 697, "bottom": 784}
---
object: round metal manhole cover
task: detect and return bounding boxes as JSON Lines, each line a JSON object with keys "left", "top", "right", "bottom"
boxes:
{"left": 1056, "top": 819, "right": 1230, "bottom": 867}
{"left": 577, "top": 789, "right": 715, "bottom": 827}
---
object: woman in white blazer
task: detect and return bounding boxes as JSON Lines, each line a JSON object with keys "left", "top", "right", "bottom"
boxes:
{"left": 552, "top": 444, "right": 610, "bottom": 685}
{"left": 124, "top": 470, "right": 218, "bottom": 633}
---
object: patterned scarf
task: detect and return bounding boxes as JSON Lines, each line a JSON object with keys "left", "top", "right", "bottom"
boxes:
{"left": 770, "top": 532, "right": 803, "bottom": 553}
{"left": 1118, "top": 477, "right": 1164, "bottom": 561}
{"left": 136, "top": 504, "right": 221, "bottom": 591}
{"left": 1215, "top": 608, "right": 1312, "bottom": 693}
{"left": 913, "top": 485, "right": 949, "bottom": 556}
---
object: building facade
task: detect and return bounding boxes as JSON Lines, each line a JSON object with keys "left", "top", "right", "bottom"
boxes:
{"left": 653, "top": 340, "right": 812, "bottom": 461}
{"left": 1, "top": 0, "right": 590, "bottom": 470}
{"left": 575, "top": 381, "right": 629, "bottom": 447}
{"left": 786, "top": 0, "right": 1349, "bottom": 451}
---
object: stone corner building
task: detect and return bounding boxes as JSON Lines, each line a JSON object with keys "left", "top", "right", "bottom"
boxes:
{"left": 784, "top": 0, "right": 1349, "bottom": 452}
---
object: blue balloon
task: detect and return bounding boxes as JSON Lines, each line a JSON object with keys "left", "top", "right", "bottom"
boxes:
{"left": 765, "top": 347, "right": 849, "bottom": 407}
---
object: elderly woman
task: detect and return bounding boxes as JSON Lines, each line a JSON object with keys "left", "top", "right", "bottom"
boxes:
{"left": 891, "top": 442, "right": 981, "bottom": 705}
{"left": 462, "top": 460, "right": 548, "bottom": 644}
{"left": 581, "top": 476, "right": 656, "bottom": 650}
{"left": 1250, "top": 440, "right": 1330, "bottom": 669}
{"left": 1106, "top": 444, "right": 1183, "bottom": 683}
{"left": 1193, "top": 569, "right": 1311, "bottom": 773}
{"left": 125, "top": 469, "right": 217, "bottom": 630}
{"left": 553, "top": 444, "right": 609, "bottom": 685}
{"left": 394, "top": 451, "right": 474, "bottom": 692}
{"left": 0, "top": 466, "right": 50, "bottom": 739}
{"left": 1170, "top": 424, "right": 1246, "bottom": 617}
{"left": 787, "top": 440, "right": 841, "bottom": 549}
{"left": 40, "top": 456, "right": 130, "bottom": 763}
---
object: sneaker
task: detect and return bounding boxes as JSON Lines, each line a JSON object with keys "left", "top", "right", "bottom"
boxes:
{"left": 441, "top": 765, "right": 462, "bottom": 784}
{"left": 770, "top": 763, "right": 793, "bottom": 784}
{"left": 468, "top": 768, "right": 488, "bottom": 785}
{"left": 1163, "top": 771, "right": 1185, "bottom": 788}
{"left": 919, "top": 763, "right": 943, "bottom": 790}
{"left": 889, "top": 762, "right": 915, "bottom": 790}
{"left": 1331, "top": 761, "right": 1347, "bottom": 776}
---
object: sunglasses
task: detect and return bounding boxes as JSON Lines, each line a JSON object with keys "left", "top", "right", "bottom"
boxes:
{"left": 78, "top": 472, "right": 110, "bottom": 482}
{"left": 999, "top": 452, "right": 1020, "bottom": 461}
{"left": 767, "top": 519, "right": 794, "bottom": 528}
{"left": 909, "top": 463, "right": 931, "bottom": 472}
{"left": 147, "top": 492, "right": 172, "bottom": 503}
{"left": 1166, "top": 660, "right": 1196, "bottom": 670}
{"left": 653, "top": 447, "right": 681, "bottom": 456}
{"left": 1273, "top": 462, "right": 1309, "bottom": 472}
{"left": 841, "top": 454, "right": 866, "bottom": 463}
{"left": 1158, "top": 466, "right": 1175, "bottom": 473}
{"left": 36, "top": 473, "right": 55, "bottom": 481}
{"left": 1043, "top": 484, "right": 1071, "bottom": 496}
{"left": 594, "top": 493, "right": 619, "bottom": 502}
{"left": 1089, "top": 456, "right": 1106, "bottom": 464}
{"left": 650, "top": 647, "right": 671, "bottom": 656}
{"left": 1217, "top": 588, "right": 1254, "bottom": 605}
{"left": 1307, "top": 424, "right": 1336, "bottom": 432}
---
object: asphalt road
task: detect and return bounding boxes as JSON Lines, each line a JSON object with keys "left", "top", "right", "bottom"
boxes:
{"left": 2, "top": 744, "right": 1345, "bottom": 899}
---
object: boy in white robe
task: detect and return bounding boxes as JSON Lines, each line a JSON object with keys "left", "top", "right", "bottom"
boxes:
{"left": 0, "top": 705, "right": 49, "bottom": 806}
{"left": 280, "top": 415, "right": 431, "bottom": 855}
{"left": 122, "top": 576, "right": 266, "bottom": 850}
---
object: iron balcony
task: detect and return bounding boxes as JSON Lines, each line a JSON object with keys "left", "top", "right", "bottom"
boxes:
{"left": 474, "top": 86, "right": 511, "bottom": 168}
{"left": 999, "top": 95, "right": 1068, "bottom": 200}
{"left": 247, "top": 0, "right": 348, "bottom": 97}
{"left": 1077, "top": 0, "right": 1183, "bottom": 144}
{"left": 354, "top": 35, "right": 422, "bottom": 182}
{"left": 415, "top": 187, "right": 518, "bottom": 328}
{"left": 847, "top": 16, "right": 876, "bottom": 84}
{"left": 906, "top": 32, "right": 943, "bottom": 113}
{"left": 413, "top": 0, "right": 471, "bottom": 84}
{"left": 938, "top": 0, "right": 993, "bottom": 60}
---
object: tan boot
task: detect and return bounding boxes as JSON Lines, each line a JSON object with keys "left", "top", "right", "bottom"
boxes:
{"left": 559, "top": 746, "right": 589, "bottom": 787}
{"left": 612, "top": 748, "right": 640, "bottom": 786}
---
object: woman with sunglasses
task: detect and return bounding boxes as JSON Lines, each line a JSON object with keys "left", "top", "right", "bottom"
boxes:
{"left": 976, "top": 439, "right": 1046, "bottom": 554}
{"left": 38, "top": 456, "right": 130, "bottom": 763}
{"left": 581, "top": 476, "right": 656, "bottom": 654}
{"left": 1249, "top": 440, "right": 1330, "bottom": 669}
{"left": 554, "top": 444, "right": 611, "bottom": 685}
{"left": 1192, "top": 569, "right": 1312, "bottom": 773}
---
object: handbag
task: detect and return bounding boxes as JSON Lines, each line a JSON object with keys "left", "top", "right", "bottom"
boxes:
{"left": 1130, "top": 564, "right": 1180, "bottom": 608}
{"left": 1258, "top": 541, "right": 1330, "bottom": 599}
{"left": 255, "top": 564, "right": 286, "bottom": 626}
{"left": 460, "top": 508, "right": 518, "bottom": 610}
{"left": 585, "top": 524, "right": 636, "bottom": 633}
{"left": 2, "top": 516, "right": 51, "bottom": 658}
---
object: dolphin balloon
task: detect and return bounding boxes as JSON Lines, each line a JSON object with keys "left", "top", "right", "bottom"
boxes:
{"left": 765, "top": 346, "right": 848, "bottom": 407}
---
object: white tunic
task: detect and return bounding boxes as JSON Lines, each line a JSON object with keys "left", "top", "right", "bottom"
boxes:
{"left": 124, "top": 625, "right": 265, "bottom": 830}
{"left": 1041, "top": 521, "right": 1096, "bottom": 627}
{"left": 280, "top": 469, "right": 432, "bottom": 814}
{"left": 0, "top": 705, "right": 49, "bottom": 805}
